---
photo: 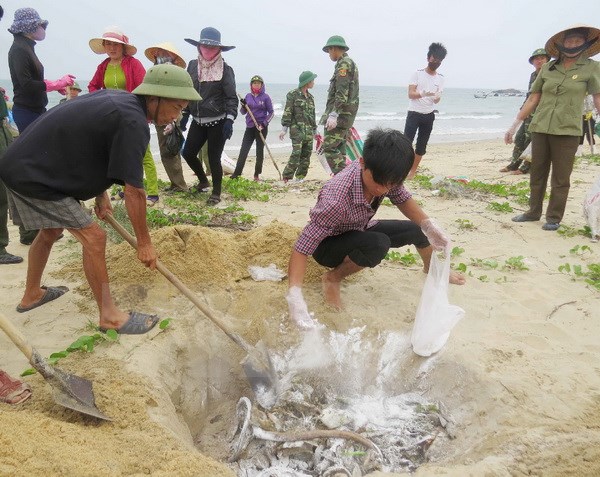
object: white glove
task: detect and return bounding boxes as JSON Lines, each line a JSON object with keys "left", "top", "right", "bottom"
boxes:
{"left": 325, "top": 113, "right": 338, "bottom": 131}
{"left": 504, "top": 117, "right": 523, "bottom": 145}
{"left": 164, "top": 122, "right": 174, "bottom": 135}
{"left": 421, "top": 218, "right": 449, "bottom": 251}
{"left": 433, "top": 92, "right": 442, "bottom": 101}
{"left": 286, "top": 286, "right": 318, "bottom": 330}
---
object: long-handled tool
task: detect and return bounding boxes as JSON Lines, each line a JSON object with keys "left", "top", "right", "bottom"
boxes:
{"left": 0, "top": 311, "right": 111, "bottom": 420}
{"left": 104, "top": 214, "right": 279, "bottom": 409}
{"left": 237, "top": 92, "right": 282, "bottom": 180}
{"left": 585, "top": 114, "right": 595, "bottom": 155}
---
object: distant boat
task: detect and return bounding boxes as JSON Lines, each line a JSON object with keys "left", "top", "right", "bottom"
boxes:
{"left": 474, "top": 91, "right": 488, "bottom": 98}
{"left": 474, "top": 89, "right": 526, "bottom": 99}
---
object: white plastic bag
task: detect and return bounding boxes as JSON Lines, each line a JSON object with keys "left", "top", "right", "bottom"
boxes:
{"left": 248, "top": 263, "right": 286, "bottom": 282}
{"left": 583, "top": 174, "right": 600, "bottom": 242}
{"left": 411, "top": 249, "right": 465, "bottom": 357}
{"left": 221, "top": 151, "right": 236, "bottom": 175}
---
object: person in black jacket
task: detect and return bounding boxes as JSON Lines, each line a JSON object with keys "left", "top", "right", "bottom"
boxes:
{"left": 182, "top": 27, "right": 238, "bottom": 205}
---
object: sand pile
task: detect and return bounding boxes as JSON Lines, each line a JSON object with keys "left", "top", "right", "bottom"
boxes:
{"left": 103, "top": 220, "right": 325, "bottom": 287}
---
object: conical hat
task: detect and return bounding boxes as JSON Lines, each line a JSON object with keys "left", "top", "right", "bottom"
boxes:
{"left": 545, "top": 23, "right": 600, "bottom": 58}
{"left": 144, "top": 42, "right": 186, "bottom": 68}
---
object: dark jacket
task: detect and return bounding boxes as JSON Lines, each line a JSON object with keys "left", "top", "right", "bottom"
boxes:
{"left": 185, "top": 59, "right": 238, "bottom": 121}
{"left": 8, "top": 34, "right": 47, "bottom": 113}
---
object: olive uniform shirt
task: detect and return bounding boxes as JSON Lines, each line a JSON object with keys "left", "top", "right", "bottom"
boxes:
{"left": 321, "top": 53, "right": 359, "bottom": 129}
{"left": 529, "top": 56, "right": 600, "bottom": 136}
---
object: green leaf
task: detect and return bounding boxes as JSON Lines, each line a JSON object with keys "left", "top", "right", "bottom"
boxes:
{"left": 104, "top": 329, "right": 119, "bottom": 341}
{"left": 159, "top": 319, "right": 171, "bottom": 330}
{"left": 21, "top": 368, "right": 37, "bottom": 377}
{"left": 49, "top": 351, "right": 69, "bottom": 359}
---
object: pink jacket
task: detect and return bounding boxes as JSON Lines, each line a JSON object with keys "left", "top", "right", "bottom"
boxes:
{"left": 88, "top": 56, "right": 146, "bottom": 93}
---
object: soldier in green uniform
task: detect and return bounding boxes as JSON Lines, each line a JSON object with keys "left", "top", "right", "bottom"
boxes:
{"left": 321, "top": 35, "right": 359, "bottom": 174}
{"left": 280, "top": 71, "right": 317, "bottom": 182}
{"left": 500, "top": 48, "right": 550, "bottom": 174}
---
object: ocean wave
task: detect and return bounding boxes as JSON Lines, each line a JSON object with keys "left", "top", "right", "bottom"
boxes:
{"left": 354, "top": 113, "right": 502, "bottom": 121}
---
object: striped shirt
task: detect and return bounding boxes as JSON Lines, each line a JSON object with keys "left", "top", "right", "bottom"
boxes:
{"left": 295, "top": 161, "right": 412, "bottom": 255}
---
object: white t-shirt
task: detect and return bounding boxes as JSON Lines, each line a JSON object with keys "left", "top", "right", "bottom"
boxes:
{"left": 407, "top": 69, "right": 445, "bottom": 114}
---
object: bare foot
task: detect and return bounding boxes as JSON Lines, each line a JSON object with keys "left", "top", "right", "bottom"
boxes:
{"left": 449, "top": 270, "right": 466, "bottom": 285}
{"left": 322, "top": 272, "right": 343, "bottom": 311}
{"left": 499, "top": 167, "right": 510, "bottom": 172}
{"left": 99, "top": 309, "right": 131, "bottom": 330}
{"left": 509, "top": 169, "right": 524, "bottom": 175}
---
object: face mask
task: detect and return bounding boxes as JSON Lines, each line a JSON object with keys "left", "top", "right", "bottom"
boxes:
{"left": 30, "top": 25, "right": 46, "bottom": 41}
{"left": 556, "top": 38, "right": 594, "bottom": 57}
{"left": 251, "top": 85, "right": 261, "bottom": 94}
{"left": 155, "top": 55, "right": 174, "bottom": 65}
{"left": 199, "top": 46, "right": 220, "bottom": 61}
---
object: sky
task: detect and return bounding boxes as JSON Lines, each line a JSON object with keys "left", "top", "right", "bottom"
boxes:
{"left": 1, "top": 0, "right": 600, "bottom": 90}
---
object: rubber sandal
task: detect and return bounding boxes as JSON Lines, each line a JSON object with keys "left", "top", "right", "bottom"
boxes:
{"left": 100, "top": 311, "right": 159, "bottom": 335}
{"left": 512, "top": 214, "right": 539, "bottom": 223}
{"left": 206, "top": 195, "right": 221, "bottom": 205}
{"left": 0, "top": 252, "right": 23, "bottom": 265}
{"left": 542, "top": 222, "right": 560, "bottom": 231}
{"left": 0, "top": 370, "right": 32, "bottom": 405}
{"left": 16, "top": 286, "right": 69, "bottom": 313}
{"left": 196, "top": 182, "right": 211, "bottom": 192}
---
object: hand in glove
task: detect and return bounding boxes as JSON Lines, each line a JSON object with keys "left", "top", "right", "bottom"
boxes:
{"left": 240, "top": 97, "right": 247, "bottom": 107}
{"left": 179, "top": 112, "right": 190, "bottom": 131}
{"left": 286, "top": 286, "right": 318, "bottom": 330}
{"left": 325, "top": 113, "right": 338, "bottom": 131}
{"left": 222, "top": 118, "right": 234, "bottom": 140}
{"left": 418, "top": 90, "right": 435, "bottom": 98}
{"left": 421, "top": 218, "right": 449, "bottom": 251}
{"left": 44, "top": 74, "right": 76, "bottom": 93}
{"left": 504, "top": 118, "right": 523, "bottom": 145}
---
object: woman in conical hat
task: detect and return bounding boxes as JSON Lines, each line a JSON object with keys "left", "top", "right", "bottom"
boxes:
{"left": 505, "top": 24, "right": 600, "bottom": 232}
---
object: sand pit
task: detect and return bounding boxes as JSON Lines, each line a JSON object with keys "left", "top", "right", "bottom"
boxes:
{"left": 2, "top": 142, "right": 600, "bottom": 476}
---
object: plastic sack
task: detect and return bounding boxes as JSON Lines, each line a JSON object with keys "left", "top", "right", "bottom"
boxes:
{"left": 164, "top": 123, "right": 185, "bottom": 156}
{"left": 248, "top": 263, "right": 286, "bottom": 282}
{"left": 411, "top": 249, "right": 465, "bottom": 357}
{"left": 221, "top": 151, "right": 236, "bottom": 175}
{"left": 583, "top": 175, "right": 600, "bottom": 242}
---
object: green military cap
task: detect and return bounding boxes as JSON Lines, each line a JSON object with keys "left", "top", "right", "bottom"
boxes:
{"left": 70, "top": 81, "right": 82, "bottom": 91}
{"left": 298, "top": 71, "right": 317, "bottom": 88}
{"left": 528, "top": 48, "right": 550, "bottom": 64}
{"left": 133, "top": 64, "right": 201, "bottom": 101}
{"left": 322, "top": 35, "right": 349, "bottom": 52}
{"left": 250, "top": 75, "right": 264, "bottom": 83}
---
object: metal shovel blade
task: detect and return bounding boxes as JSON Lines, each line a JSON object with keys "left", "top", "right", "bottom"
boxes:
{"left": 31, "top": 350, "right": 112, "bottom": 421}
{"left": 240, "top": 340, "right": 279, "bottom": 410}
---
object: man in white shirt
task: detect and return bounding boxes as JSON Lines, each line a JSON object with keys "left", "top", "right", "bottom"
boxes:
{"left": 404, "top": 42, "right": 447, "bottom": 179}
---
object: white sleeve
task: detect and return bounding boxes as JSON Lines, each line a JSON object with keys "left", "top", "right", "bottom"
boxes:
{"left": 408, "top": 71, "right": 419, "bottom": 86}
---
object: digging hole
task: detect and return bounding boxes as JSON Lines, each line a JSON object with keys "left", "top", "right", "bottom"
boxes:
{"left": 170, "top": 325, "right": 475, "bottom": 476}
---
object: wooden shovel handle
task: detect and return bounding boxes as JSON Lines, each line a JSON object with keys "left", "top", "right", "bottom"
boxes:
{"left": 104, "top": 214, "right": 251, "bottom": 352}
{"left": 0, "top": 311, "right": 34, "bottom": 362}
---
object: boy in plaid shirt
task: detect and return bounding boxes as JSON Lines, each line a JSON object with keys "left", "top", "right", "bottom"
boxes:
{"left": 286, "top": 128, "right": 465, "bottom": 329}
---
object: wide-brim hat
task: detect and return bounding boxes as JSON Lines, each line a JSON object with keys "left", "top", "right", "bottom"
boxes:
{"left": 184, "top": 27, "right": 235, "bottom": 51}
{"left": 322, "top": 35, "right": 349, "bottom": 52}
{"left": 8, "top": 7, "right": 48, "bottom": 35}
{"left": 528, "top": 48, "right": 550, "bottom": 64}
{"left": 144, "top": 42, "right": 186, "bottom": 68}
{"left": 132, "top": 64, "right": 201, "bottom": 101}
{"left": 545, "top": 24, "right": 600, "bottom": 58}
{"left": 89, "top": 28, "right": 137, "bottom": 56}
{"left": 298, "top": 71, "right": 317, "bottom": 88}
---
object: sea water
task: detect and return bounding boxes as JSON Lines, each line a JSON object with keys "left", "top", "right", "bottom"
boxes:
{"left": 0, "top": 79, "right": 524, "bottom": 154}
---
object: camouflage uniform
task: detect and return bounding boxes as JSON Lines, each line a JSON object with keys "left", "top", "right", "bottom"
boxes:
{"left": 505, "top": 70, "right": 540, "bottom": 173}
{"left": 282, "top": 88, "right": 316, "bottom": 180}
{"left": 321, "top": 53, "right": 359, "bottom": 174}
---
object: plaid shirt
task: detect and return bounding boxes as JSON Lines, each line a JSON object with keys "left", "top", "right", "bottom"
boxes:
{"left": 295, "top": 161, "right": 412, "bottom": 255}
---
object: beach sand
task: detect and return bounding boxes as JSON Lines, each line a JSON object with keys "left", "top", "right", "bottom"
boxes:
{"left": 1, "top": 139, "right": 599, "bottom": 476}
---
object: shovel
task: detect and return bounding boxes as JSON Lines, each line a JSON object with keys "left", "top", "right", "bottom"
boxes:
{"left": 0, "top": 311, "right": 111, "bottom": 420}
{"left": 104, "top": 214, "right": 279, "bottom": 409}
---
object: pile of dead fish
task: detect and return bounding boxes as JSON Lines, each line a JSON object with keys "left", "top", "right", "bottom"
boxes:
{"left": 229, "top": 382, "right": 453, "bottom": 476}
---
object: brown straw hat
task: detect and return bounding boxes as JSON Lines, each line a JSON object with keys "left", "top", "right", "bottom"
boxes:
{"left": 544, "top": 23, "right": 600, "bottom": 58}
{"left": 144, "top": 42, "right": 186, "bottom": 68}
{"left": 89, "top": 27, "right": 137, "bottom": 56}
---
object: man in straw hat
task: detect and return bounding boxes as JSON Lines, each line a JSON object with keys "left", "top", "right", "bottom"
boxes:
{"left": 507, "top": 24, "right": 600, "bottom": 232}
{"left": 145, "top": 42, "right": 189, "bottom": 192}
{"left": 0, "top": 65, "right": 200, "bottom": 334}
{"left": 320, "top": 35, "right": 359, "bottom": 175}
{"left": 500, "top": 48, "right": 550, "bottom": 174}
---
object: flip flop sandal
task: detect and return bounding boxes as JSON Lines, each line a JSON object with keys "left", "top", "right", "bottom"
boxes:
{"left": 100, "top": 312, "right": 159, "bottom": 335}
{"left": 0, "top": 252, "right": 23, "bottom": 265}
{"left": 16, "top": 286, "right": 69, "bottom": 313}
{"left": 0, "top": 370, "right": 32, "bottom": 405}
{"left": 206, "top": 195, "right": 221, "bottom": 205}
